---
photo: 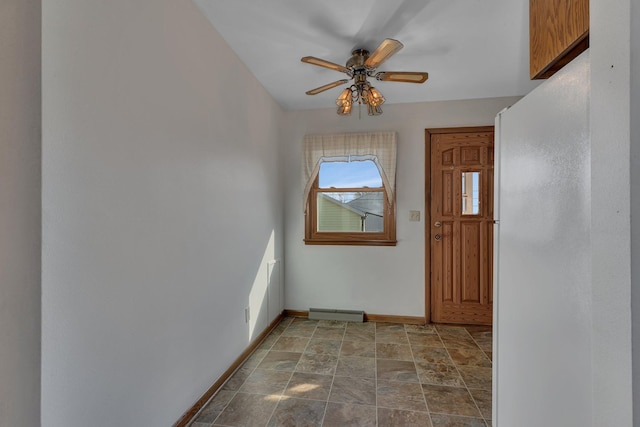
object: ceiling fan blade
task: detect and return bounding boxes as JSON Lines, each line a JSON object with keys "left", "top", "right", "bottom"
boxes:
{"left": 301, "top": 56, "right": 349, "bottom": 73}
{"left": 364, "top": 38, "right": 404, "bottom": 68}
{"left": 375, "top": 71, "right": 429, "bottom": 83}
{"left": 305, "top": 79, "right": 350, "bottom": 95}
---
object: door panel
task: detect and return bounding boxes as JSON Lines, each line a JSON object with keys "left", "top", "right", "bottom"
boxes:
{"left": 442, "top": 172, "right": 454, "bottom": 216}
{"left": 441, "top": 220, "right": 454, "bottom": 301}
{"left": 430, "top": 130, "right": 494, "bottom": 325}
{"left": 461, "top": 221, "right": 481, "bottom": 302}
{"left": 461, "top": 147, "right": 481, "bottom": 165}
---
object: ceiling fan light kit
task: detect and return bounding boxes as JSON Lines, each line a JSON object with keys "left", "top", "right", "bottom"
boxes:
{"left": 301, "top": 38, "right": 428, "bottom": 116}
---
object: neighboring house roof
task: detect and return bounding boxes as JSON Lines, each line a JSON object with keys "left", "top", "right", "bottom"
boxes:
{"left": 346, "top": 192, "right": 384, "bottom": 217}
{"left": 320, "top": 192, "right": 384, "bottom": 217}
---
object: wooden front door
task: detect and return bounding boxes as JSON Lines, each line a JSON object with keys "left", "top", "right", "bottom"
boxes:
{"left": 427, "top": 128, "right": 494, "bottom": 325}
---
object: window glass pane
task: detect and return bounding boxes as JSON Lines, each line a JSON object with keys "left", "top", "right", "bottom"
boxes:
{"left": 461, "top": 172, "right": 480, "bottom": 215}
{"left": 318, "top": 160, "right": 382, "bottom": 189}
{"left": 317, "top": 191, "right": 384, "bottom": 232}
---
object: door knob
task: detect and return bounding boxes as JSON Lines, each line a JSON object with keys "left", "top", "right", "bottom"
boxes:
{"left": 434, "top": 221, "right": 441, "bottom": 228}
{"left": 434, "top": 233, "right": 441, "bottom": 241}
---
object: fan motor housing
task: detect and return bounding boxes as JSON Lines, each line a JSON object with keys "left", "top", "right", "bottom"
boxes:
{"left": 346, "top": 49, "right": 369, "bottom": 68}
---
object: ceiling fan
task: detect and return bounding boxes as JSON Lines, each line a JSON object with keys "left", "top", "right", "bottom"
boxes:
{"left": 301, "top": 38, "right": 428, "bottom": 116}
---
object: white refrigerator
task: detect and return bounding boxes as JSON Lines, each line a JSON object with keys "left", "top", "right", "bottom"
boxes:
{"left": 493, "top": 51, "right": 591, "bottom": 426}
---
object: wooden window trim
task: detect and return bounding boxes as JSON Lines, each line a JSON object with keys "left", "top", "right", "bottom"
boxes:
{"left": 304, "top": 177, "right": 396, "bottom": 246}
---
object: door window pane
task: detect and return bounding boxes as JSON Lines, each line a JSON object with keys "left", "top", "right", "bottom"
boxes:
{"left": 462, "top": 172, "right": 480, "bottom": 215}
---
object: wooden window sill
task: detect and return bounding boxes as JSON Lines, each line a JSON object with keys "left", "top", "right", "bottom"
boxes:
{"left": 304, "top": 238, "right": 397, "bottom": 247}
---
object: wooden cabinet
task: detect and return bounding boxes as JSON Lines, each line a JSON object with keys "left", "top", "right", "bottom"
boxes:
{"left": 530, "top": 0, "right": 589, "bottom": 79}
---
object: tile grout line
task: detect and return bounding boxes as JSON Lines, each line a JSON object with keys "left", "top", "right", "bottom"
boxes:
{"left": 374, "top": 321, "right": 379, "bottom": 427}
{"left": 204, "top": 318, "right": 290, "bottom": 427}
{"left": 249, "top": 318, "right": 290, "bottom": 427}
{"left": 265, "top": 318, "right": 318, "bottom": 427}
{"left": 317, "top": 320, "right": 346, "bottom": 427}
{"left": 406, "top": 323, "right": 433, "bottom": 425}
{"left": 462, "top": 326, "right": 492, "bottom": 426}
{"left": 320, "top": 321, "right": 345, "bottom": 425}
{"left": 415, "top": 329, "right": 438, "bottom": 422}
{"left": 205, "top": 327, "right": 278, "bottom": 427}
{"left": 438, "top": 326, "right": 490, "bottom": 426}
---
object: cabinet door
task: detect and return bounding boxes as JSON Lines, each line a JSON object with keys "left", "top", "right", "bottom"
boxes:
{"left": 530, "top": 0, "right": 589, "bottom": 79}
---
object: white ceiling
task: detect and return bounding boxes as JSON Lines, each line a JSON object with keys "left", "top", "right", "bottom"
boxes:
{"left": 193, "top": 0, "right": 540, "bottom": 111}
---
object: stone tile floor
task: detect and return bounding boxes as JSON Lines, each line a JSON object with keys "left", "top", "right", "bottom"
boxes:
{"left": 189, "top": 317, "right": 492, "bottom": 427}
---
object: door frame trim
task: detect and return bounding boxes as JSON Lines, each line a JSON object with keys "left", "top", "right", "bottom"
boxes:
{"left": 424, "top": 126, "right": 495, "bottom": 324}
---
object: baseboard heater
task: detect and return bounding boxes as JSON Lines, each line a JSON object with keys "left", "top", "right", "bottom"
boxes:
{"left": 308, "top": 308, "right": 364, "bottom": 322}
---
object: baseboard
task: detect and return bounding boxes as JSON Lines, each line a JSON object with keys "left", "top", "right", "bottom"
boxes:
{"left": 173, "top": 313, "right": 284, "bottom": 427}
{"left": 364, "top": 313, "right": 426, "bottom": 325}
{"left": 282, "top": 309, "right": 308, "bottom": 318}
{"left": 283, "top": 309, "right": 425, "bottom": 325}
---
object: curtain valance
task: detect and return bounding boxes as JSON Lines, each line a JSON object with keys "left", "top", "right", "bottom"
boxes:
{"left": 302, "top": 132, "right": 397, "bottom": 211}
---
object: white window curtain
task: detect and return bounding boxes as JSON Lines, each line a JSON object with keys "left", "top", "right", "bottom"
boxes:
{"left": 302, "top": 132, "right": 397, "bottom": 211}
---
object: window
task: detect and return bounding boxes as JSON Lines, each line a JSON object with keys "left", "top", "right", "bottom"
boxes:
{"left": 461, "top": 171, "right": 480, "bottom": 215}
{"left": 302, "top": 132, "right": 397, "bottom": 246}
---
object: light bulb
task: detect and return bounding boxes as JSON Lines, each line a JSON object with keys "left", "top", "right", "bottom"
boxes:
{"left": 368, "top": 87, "right": 385, "bottom": 107}
{"left": 337, "top": 102, "right": 352, "bottom": 116}
{"left": 335, "top": 88, "right": 352, "bottom": 106}
{"left": 367, "top": 103, "right": 383, "bottom": 116}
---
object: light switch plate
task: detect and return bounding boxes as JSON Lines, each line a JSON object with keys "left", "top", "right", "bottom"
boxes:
{"left": 409, "top": 210, "right": 421, "bottom": 221}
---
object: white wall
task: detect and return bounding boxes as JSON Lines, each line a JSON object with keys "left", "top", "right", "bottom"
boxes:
{"left": 630, "top": 0, "right": 640, "bottom": 422}
{"left": 41, "top": 1, "right": 284, "bottom": 425}
{"left": 0, "top": 1, "right": 42, "bottom": 426}
{"left": 282, "top": 97, "right": 520, "bottom": 317}
{"left": 590, "top": 0, "right": 633, "bottom": 424}
{"left": 495, "top": 53, "right": 592, "bottom": 426}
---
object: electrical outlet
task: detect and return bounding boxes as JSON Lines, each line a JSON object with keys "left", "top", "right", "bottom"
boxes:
{"left": 409, "top": 210, "right": 421, "bottom": 221}
{"left": 245, "top": 307, "right": 250, "bottom": 323}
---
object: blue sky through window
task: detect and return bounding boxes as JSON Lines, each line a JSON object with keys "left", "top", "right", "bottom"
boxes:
{"left": 472, "top": 172, "right": 480, "bottom": 213}
{"left": 319, "top": 160, "right": 383, "bottom": 188}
